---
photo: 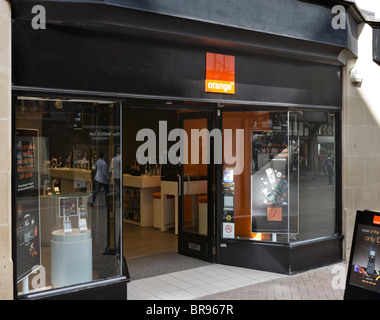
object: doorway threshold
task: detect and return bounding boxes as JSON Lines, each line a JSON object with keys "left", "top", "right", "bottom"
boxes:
{"left": 126, "top": 251, "right": 211, "bottom": 280}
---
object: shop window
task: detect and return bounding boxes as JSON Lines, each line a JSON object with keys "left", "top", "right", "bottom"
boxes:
{"left": 14, "top": 97, "right": 122, "bottom": 296}
{"left": 222, "top": 111, "right": 336, "bottom": 243}
{"left": 295, "top": 111, "right": 336, "bottom": 242}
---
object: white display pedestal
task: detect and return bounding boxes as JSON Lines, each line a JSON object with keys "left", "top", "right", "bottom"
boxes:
{"left": 51, "top": 229, "right": 92, "bottom": 287}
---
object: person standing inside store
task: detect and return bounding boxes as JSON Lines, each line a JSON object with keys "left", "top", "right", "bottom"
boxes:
{"left": 91, "top": 151, "right": 110, "bottom": 207}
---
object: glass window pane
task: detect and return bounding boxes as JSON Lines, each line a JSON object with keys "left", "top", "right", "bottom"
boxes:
{"left": 290, "top": 111, "right": 336, "bottom": 242}
{"left": 222, "top": 111, "right": 289, "bottom": 243}
{"left": 222, "top": 110, "right": 337, "bottom": 244}
{"left": 15, "top": 97, "right": 122, "bottom": 296}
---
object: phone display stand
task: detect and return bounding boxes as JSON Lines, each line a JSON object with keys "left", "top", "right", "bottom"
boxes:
{"left": 50, "top": 194, "right": 92, "bottom": 287}
{"left": 51, "top": 229, "right": 92, "bottom": 287}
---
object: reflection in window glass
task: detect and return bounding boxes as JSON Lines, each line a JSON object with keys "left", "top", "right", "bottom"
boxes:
{"left": 295, "top": 111, "right": 336, "bottom": 242}
{"left": 15, "top": 97, "right": 122, "bottom": 296}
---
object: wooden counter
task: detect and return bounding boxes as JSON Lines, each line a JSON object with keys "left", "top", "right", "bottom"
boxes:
{"left": 123, "top": 174, "right": 161, "bottom": 188}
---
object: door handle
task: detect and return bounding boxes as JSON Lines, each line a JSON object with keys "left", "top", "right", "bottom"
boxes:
{"left": 184, "top": 174, "right": 190, "bottom": 195}
{"left": 177, "top": 174, "right": 181, "bottom": 196}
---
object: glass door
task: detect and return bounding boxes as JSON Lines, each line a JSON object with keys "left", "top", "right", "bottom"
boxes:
{"left": 178, "top": 112, "right": 215, "bottom": 262}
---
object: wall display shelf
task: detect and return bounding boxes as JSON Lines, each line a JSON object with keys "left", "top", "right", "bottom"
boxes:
{"left": 122, "top": 174, "right": 161, "bottom": 227}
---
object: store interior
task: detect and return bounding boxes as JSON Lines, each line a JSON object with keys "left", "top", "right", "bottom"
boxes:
{"left": 122, "top": 107, "right": 212, "bottom": 279}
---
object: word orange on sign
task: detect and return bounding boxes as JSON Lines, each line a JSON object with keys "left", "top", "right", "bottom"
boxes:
{"left": 205, "top": 52, "right": 235, "bottom": 94}
{"left": 373, "top": 215, "right": 380, "bottom": 225}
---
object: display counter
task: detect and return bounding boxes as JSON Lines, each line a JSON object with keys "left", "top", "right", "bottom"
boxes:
{"left": 122, "top": 174, "right": 161, "bottom": 227}
{"left": 122, "top": 175, "right": 207, "bottom": 232}
{"left": 49, "top": 168, "right": 92, "bottom": 193}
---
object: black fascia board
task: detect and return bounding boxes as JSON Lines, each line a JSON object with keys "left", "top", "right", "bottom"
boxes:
{"left": 10, "top": 0, "right": 358, "bottom": 65}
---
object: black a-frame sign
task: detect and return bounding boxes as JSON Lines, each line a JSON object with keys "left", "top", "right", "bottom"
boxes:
{"left": 344, "top": 210, "right": 380, "bottom": 300}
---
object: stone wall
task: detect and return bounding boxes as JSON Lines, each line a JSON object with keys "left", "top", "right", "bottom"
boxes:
{"left": 342, "top": 23, "right": 380, "bottom": 261}
{"left": 0, "top": 0, "right": 13, "bottom": 300}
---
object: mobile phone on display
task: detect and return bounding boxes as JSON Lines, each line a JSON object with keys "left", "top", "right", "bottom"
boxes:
{"left": 261, "top": 186, "right": 275, "bottom": 203}
{"left": 367, "top": 246, "right": 376, "bottom": 276}
{"left": 266, "top": 168, "right": 277, "bottom": 189}
{"left": 276, "top": 178, "right": 288, "bottom": 194}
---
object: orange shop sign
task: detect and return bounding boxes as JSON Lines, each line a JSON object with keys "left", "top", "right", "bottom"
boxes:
{"left": 205, "top": 52, "right": 235, "bottom": 94}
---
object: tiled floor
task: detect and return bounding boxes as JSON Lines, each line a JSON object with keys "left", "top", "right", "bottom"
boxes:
{"left": 127, "top": 263, "right": 288, "bottom": 300}
{"left": 123, "top": 224, "right": 178, "bottom": 259}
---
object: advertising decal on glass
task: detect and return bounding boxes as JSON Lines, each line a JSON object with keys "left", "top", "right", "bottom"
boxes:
{"left": 15, "top": 129, "right": 41, "bottom": 282}
{"left": 250, "top": 127, "right": 298, "bottom": 234}
{"left": 222, "top": 170, "right": 235, "bottom": 239}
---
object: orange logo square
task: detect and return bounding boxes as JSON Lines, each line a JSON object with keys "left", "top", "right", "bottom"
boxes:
{"left": 373, "top": 215, "right": 380, "bottom": 225}
{"left": 267, "top": 207, "right": 282, "bottom": 222}
{"left": 205, "top": 52, "right": 235, "bottom": 94}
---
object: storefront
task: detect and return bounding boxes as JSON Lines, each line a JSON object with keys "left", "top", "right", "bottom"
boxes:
{"left": 10, "top": 0, "right": 359, "bottom": 299}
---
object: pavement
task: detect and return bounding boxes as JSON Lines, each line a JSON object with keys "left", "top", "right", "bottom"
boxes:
{"left": 199, "top": 263, "right": 346, "bottom": 300}
{"left": 127, "top": 262, "right": 347, "bottom": 300}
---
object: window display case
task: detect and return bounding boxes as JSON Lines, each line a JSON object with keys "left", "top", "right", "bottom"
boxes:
{"left": 218, "top": 110, "right": 339, "bottom": 274}
{"left": 250, "top": 126, "right": 299, "bottom": 239}
{"left": 221, "top": 110, "right": 336, "bottom": 244}
{"left": 50, "top": 193, "right": 92, "bottom": 287}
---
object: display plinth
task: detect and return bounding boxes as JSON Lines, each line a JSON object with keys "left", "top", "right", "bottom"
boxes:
{"left": 51, "top": 229, "right": 92, "bottom": 287}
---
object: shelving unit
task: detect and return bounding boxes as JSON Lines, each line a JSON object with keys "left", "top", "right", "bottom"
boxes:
{"left": 122, "top": 174, "right": 161, "bottom": 227}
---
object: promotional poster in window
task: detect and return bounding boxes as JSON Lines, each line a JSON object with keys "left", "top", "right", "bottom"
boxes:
{"left": 349, "top": 224, "right": 380, "bottom": 293}
{"left": 15, "top": 129, "right": 41, "bottom": 281}
{"left": 251, "top": 130, "right": 298, "bottom": 234}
